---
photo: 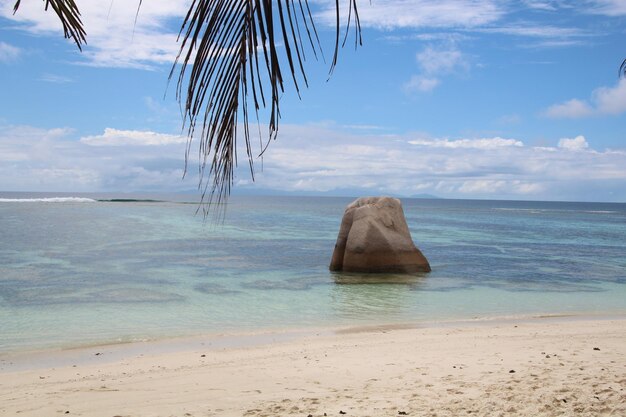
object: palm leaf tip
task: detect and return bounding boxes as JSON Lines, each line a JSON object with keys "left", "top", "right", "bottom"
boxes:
{"left": 173, "top": 0, "right": 362, "bottom": 213}
{"left": 13, "top": 0, "right": 87, "bottom": 50}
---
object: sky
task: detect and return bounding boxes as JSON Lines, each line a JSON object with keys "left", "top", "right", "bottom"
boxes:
{"left": 1, "top": 0, "right": 625, "bottom": 202}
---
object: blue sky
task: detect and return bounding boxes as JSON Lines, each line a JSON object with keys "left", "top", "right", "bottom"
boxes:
{"left": 1, "top": 0, "right": 625, "bottom": 202}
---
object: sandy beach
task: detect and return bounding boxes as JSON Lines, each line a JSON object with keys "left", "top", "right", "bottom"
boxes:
{"left": 1, "top": 317, "right": 625, "bottom": 417}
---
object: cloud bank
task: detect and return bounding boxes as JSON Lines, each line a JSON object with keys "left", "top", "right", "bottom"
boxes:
{"left": 1, "top": 124, "right": 623, "bottom": 202}
{"left": 250, "top": 126, "right": 625, "bottom": 201}
{"left": 0, "top": 125, "right": 193, "bottom": 192}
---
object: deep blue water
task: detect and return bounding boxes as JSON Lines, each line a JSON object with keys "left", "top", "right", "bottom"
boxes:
{"left": 0, "top": 193, "right": 625, "bottom": 353}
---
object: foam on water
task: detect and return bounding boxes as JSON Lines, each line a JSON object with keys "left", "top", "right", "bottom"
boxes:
{"left": 0, "top": 197, "right": 96, "bottom": 203}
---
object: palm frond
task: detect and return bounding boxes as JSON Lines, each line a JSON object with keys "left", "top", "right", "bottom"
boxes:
{"left": 621, "top": 58, "right": 626, "bottom": 78}
{"left": 14, "top": 0, "right": 86, "bottom": 50}
{"left": 14, "top": 1, "right": 361, "bottom": 216}
{"left": 171, "top": 0, "right": 361, "bottom": 215}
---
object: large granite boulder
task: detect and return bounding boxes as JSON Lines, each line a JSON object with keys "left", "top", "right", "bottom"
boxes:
{"left": 329, "top": 197, "right": 431, "bottom": 273}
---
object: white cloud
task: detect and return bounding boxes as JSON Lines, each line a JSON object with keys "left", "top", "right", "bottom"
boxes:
{"left": 81, "top": 128, "right": 186, "bottom": 146}
{"left": 317, "top": 0, "right": 504, "bottom": 30}
{"left": 405, "top": 43, "right": 468, "bottom": 93}
{"left": 593, "top": 79, "right": 626, "bottom": 114}
{"left": 458, "top": 180, "right": 544, "bottom": 194}
{"left": 416, "top": 45, "right": 466, "bottom": 74}
{"left": 403, "top": 75, "right": 440, "bottom": 92}
{"left": 524, "top": 39, "right": 588, "bottom": 48}
{"left": 558, "top": 135, "right": 589, "bottom": 150}
{"left": 383, "top": 32, "right": 471, "bottom": 43}
{"left": 0, "top": 41, "right": 20, "bottom": 63}
{"left": 544, "top": 79, "right": 626, "bottom": 118}
{"left": 476, "top": 25, "right": 584, "bottom": 38}
{"left": 544, "top": 98, "right": 594, "bottom": 118}
{"left": 586, "top": 0, "right": 626, "bottom": 16}
{"left": 2, "top": 1, "right": 189, "bottom": 68}
{"left": 39, "top": 73, "right": 73, "bottom": 83}
{"left": 472, "top": 22, "right": 592, "bottom": 49}
{"left": 408, "top": 137, "right": 523, "bottom": 149}
{"left": 522, "top": 1, "right": 558, "bottom": 11}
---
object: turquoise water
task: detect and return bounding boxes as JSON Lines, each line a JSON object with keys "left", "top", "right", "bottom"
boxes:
{"left": 0, "top": 194, "right": 625, "bottom": 353}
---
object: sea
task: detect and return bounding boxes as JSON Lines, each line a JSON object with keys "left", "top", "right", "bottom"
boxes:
{"left": 1, "top": 192, "right": 625, "bottom": 354}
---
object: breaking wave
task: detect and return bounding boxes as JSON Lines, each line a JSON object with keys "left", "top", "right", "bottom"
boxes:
{"left": 0, "top": 197, "right": 97, "bottom": 203}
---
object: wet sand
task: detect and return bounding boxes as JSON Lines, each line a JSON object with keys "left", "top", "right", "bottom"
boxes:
{"left": 1, "top": 317, "right": 625, "bottom": 416}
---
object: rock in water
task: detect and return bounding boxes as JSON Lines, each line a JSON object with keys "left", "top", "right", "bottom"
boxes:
{"left": 329, "top": 197, "right": 431, "bottom": 273}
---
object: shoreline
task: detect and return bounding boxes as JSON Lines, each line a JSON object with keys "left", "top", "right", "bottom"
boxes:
{"left": 1, "top": 315, "right": 624, "bottom": 416}
{"left": 3, "top": 311, "right": 626, "bottom": 372}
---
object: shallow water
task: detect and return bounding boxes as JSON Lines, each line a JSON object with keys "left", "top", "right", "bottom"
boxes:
{"left": 1, "top": 194, "right": 625, "bottom": 353}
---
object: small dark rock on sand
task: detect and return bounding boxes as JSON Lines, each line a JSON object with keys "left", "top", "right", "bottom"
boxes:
{"left": 509, "top": 370, "right": 516, "bottom": 373}
{"left": 593, "top": 347, "right": 600, "bottom": 351}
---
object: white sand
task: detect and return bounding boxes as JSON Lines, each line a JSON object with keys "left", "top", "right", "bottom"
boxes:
{"left": 1, "top": 317, "right": 625, "bottom": 417}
